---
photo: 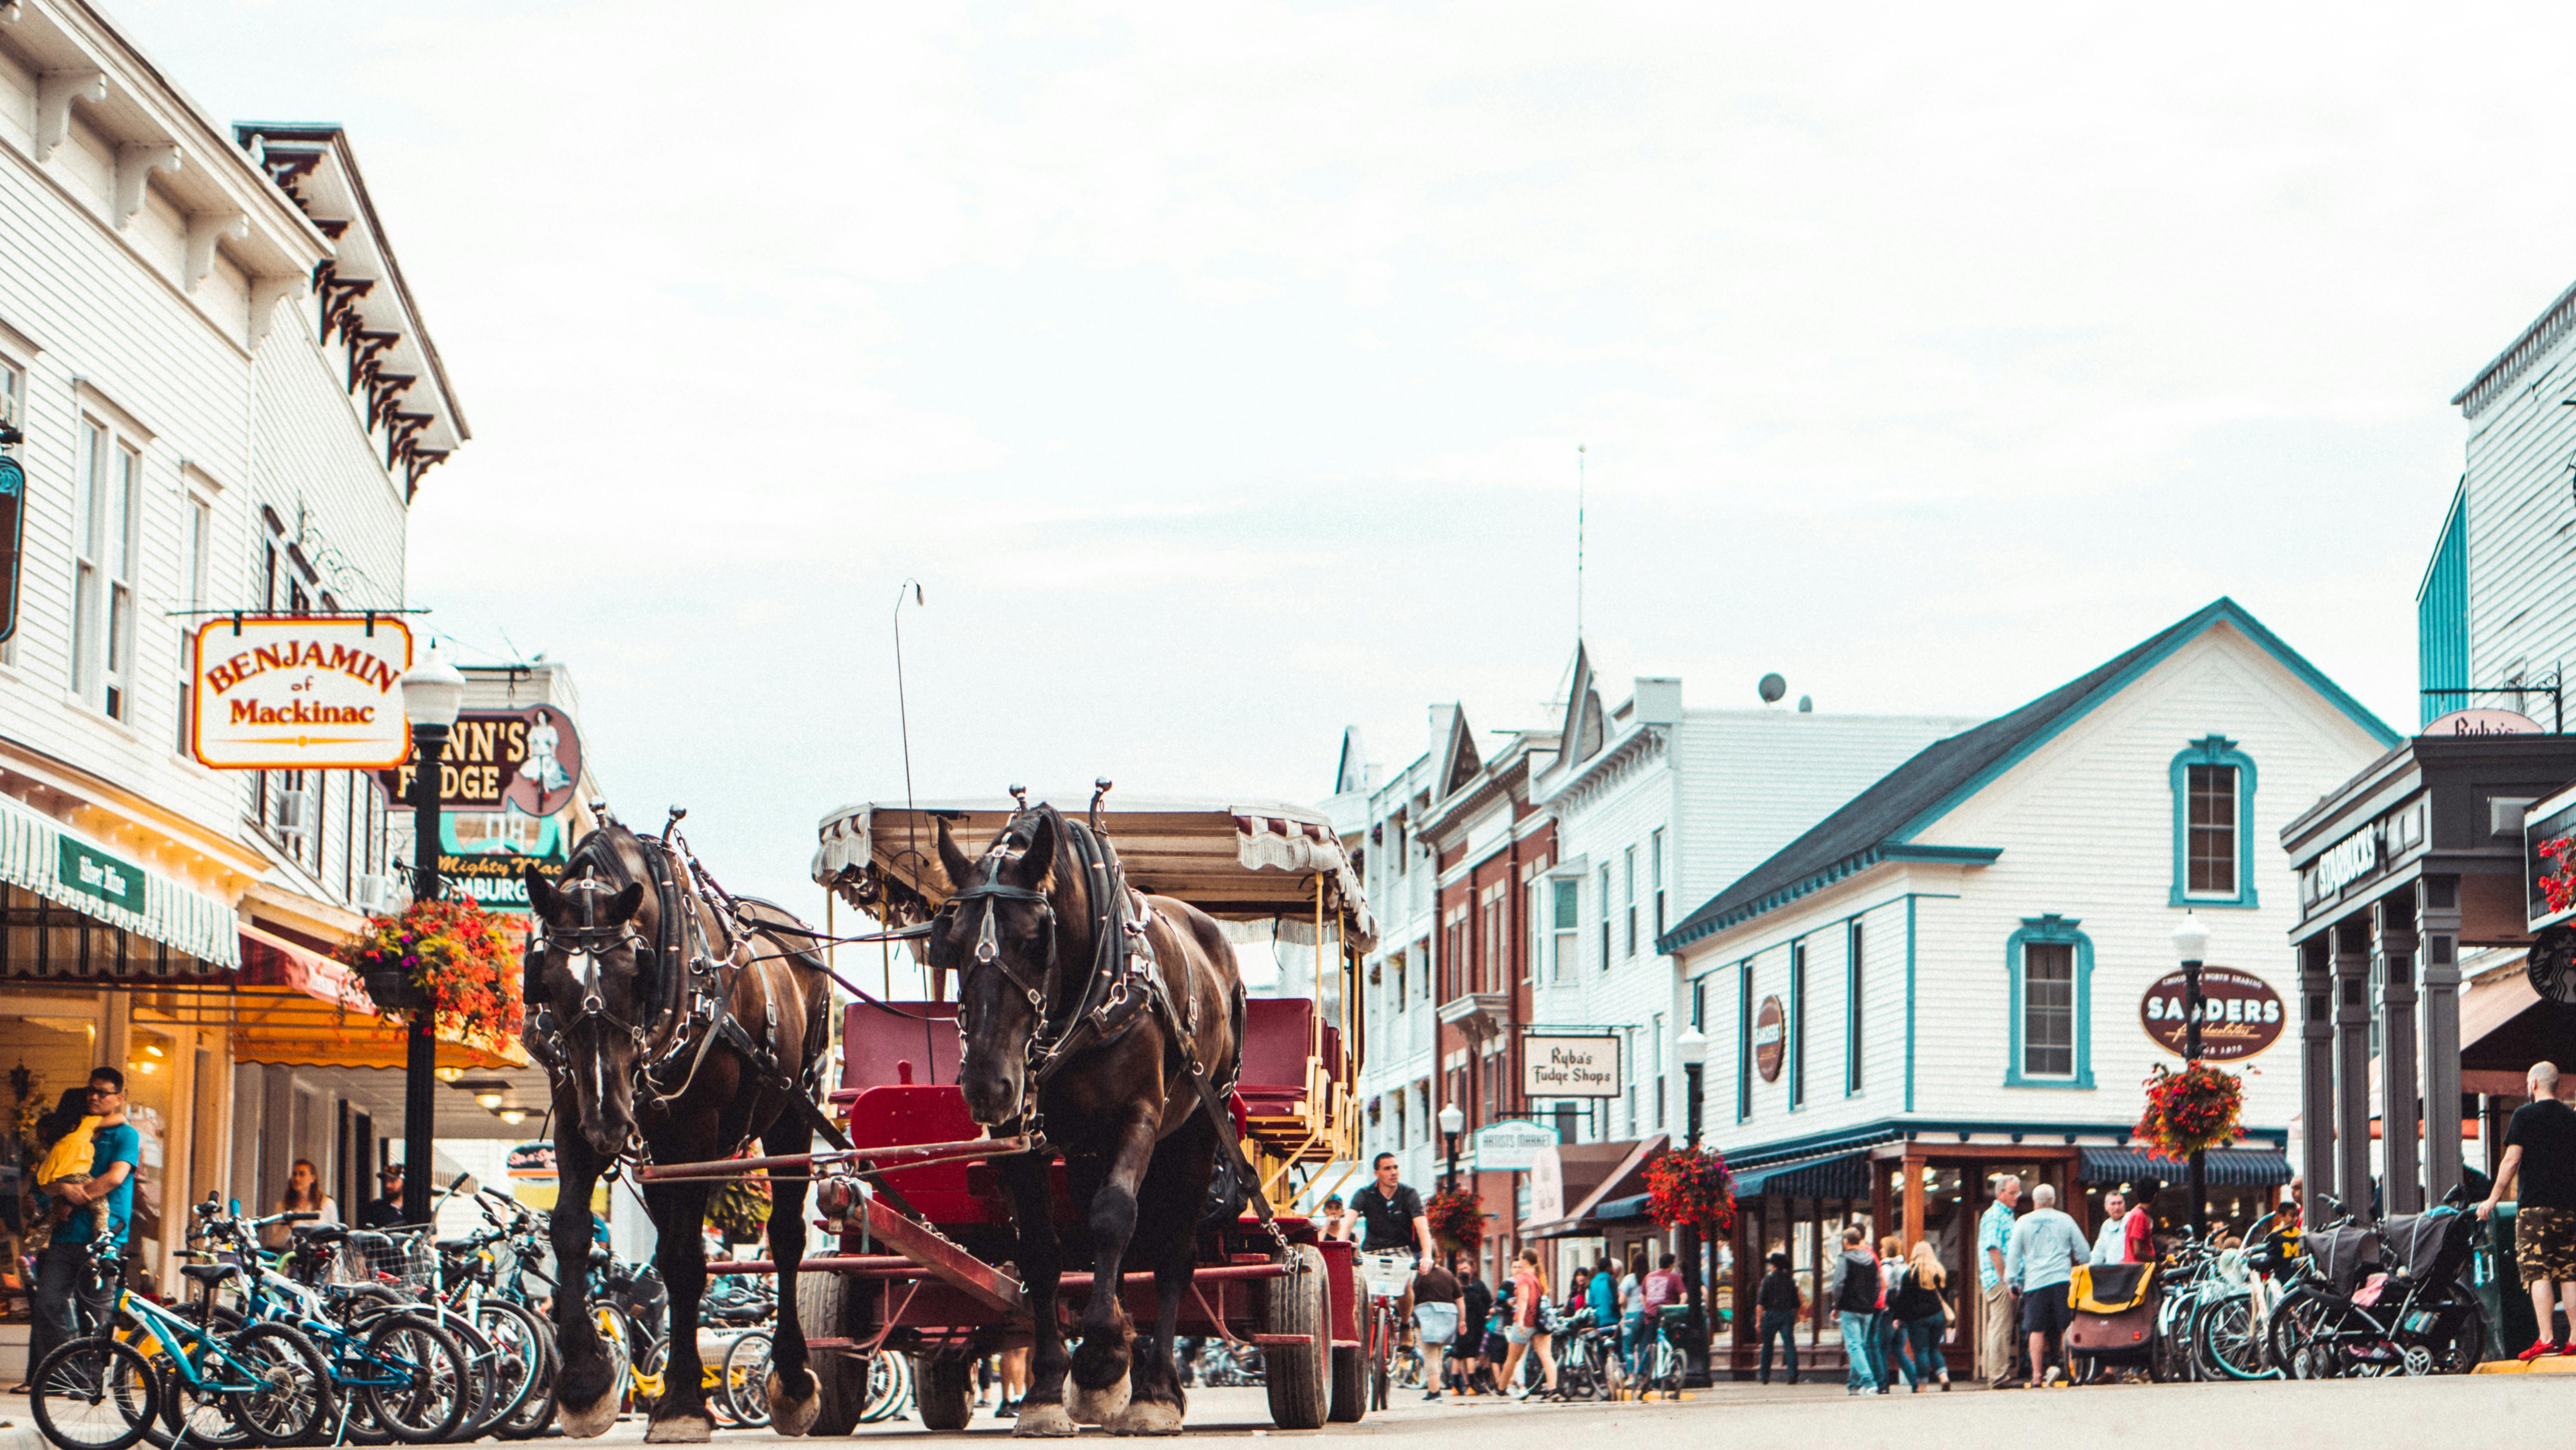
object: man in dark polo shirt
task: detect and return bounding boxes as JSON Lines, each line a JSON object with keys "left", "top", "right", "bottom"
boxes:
{"left": 2480, "top": 1060, "right": 2576, "bottom": 1359}
{"left": 1349, "top": 1153, "right": 1434, "bottom": 1262}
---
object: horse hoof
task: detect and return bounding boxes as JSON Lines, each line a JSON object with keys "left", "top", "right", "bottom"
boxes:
{"left": 1065, "top": 1371, "right": 1131, "bottom": 1425}
{"left": 768, "top": 1367, "right": 821, "bottom": 1436}
{"left": 1110, "top": 1401, "right": 1184, "bottom": 1436}
{"left": 560, "top": 1391, "right": 620, "bottom": 1440}
{"left": 1014, "top": 1403, "right": 1079, "bottom": 1437}
{"left": 644, "top": 1413, "right": 715, "bottom": 1443}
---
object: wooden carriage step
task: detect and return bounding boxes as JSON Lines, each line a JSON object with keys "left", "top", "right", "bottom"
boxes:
{"left": 1252, "top": 1334, "right": 1313, "bottom": 1349}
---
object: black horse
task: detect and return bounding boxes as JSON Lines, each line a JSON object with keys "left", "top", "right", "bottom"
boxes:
{"left": 522, "top": 818, "right": 838, "bottom": 1442}
{"left": 931, "top": 803, "right": 1249, "bottom": 1436}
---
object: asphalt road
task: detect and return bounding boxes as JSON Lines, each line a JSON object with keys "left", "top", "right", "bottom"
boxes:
{"left": 7, "top": 1374, "right": 2572, "bottom": 1450}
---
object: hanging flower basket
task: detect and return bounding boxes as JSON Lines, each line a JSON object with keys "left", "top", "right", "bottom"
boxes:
{"left": 2539, "top": 835, "right": 2576, "bottom": 917}
{"left": 336, "top": 897, "right": 522, "bottom": 1050}
{"left": 2134, "top": 1061, "right": 2245, "bottom": 1162}
{"left": 1425, "top": 1186, "right": 1484, "bottom": 1253}
{"left": 1644, "top": 1144, "right": 1738, "bottom": 1238}
{"left": 711, "top": 1172, "right": 771, "bottom": 1243}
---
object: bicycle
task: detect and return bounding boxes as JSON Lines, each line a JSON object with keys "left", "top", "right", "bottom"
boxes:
{"left": 1356, "top": 1249, "right": 1416, "bottom": 1411}
{"left": 1548, "top": 1306, "right": 1623, "bottom": 1401}
{"left": 1637, "top": 1305, "right": 1689, "bottom": 1398}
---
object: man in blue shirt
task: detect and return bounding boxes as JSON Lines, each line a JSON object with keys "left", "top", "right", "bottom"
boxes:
{"left": 2004, "top": 1183, "right": 2090, "bottom": 1387}
{"left": 1976, "top": 1174, "right": 2021, "bottom": 1389}
{"left": 26, "top": 1068, "right": 140, "bottom": 1379}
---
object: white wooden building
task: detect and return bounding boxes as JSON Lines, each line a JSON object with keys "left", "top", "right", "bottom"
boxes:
{"left": 0, "top": 0, "right": 471, "bottom": 1347}
{"left": 1660, "top": 598, "right": 2397, "bottom": 1380}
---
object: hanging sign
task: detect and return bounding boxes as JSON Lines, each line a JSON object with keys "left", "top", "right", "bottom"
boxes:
{"left": 0, "top": 449, "right": 24, "bottom": 644}
{"left": 1472, "top": 1119, "right": 1559, "bottom": 1172}
{"left": 2422, "top": 708, "right": 2542, "bottom": 738}
{"left": 382, "top": 705, "right": 582, "bottom": 815}
{"left": 435, "top": 810, "right": 568, "bottom": 914}
{"left": 2525, "top": 783, "right": 2576, "bottom": 933}
{"left": 190, "top": 616, "right": 413, "bottom": 769}
{"left": 2139, "top": 968, "right": 2285, "bottom": 1061}
{"left": 1754, "top": 996, "right": 1787, "bottom": 1082}
{"left": 1522, "top": 1034, "right": 1621, "bottom": 1098}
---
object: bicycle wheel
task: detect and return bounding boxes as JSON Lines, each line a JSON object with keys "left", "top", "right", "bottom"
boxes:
{"left": 724, "top": 1331, "right": 774, "bottom": 1428}
{"left": 860, "top": 1351, "right": 911, "bottom": 1425}
{"left": 472, "top": 1300, "right": 546, "bottom": 1434}
{"left": 32, "top": 1336, "right": 164, "bottom": 1450}
{"left": 489, "top": 1300, "right": 561, "bottom": 1440}
{"left": 221, "top": 1323, "right": 333, "bottom": 1447}
{"left": 1370, "top": 1306, "right": 1393, "bottom": 1410}
{"left": 358, "top": 1313, "right": 471, "bottom": 1444}
{"left": 2195, "top": 1294, "right": 2277, "bottom": 1381}
{"left": 2267, "top": 1291, "right": 2337, "bottom": 1381}
{"left": 433, "top": 1309, "right": 505, "bottom": 1439}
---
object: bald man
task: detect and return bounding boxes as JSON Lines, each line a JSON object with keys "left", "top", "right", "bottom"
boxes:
{"left": 2480, "top": 1061, "right": 2576, "bottom": 1359}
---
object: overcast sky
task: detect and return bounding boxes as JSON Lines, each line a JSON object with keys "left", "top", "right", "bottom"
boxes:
{"left": 106, "top": 1, "right": 2576, "bottom": 910}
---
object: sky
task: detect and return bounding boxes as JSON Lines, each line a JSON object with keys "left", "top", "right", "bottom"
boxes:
{"left": 98, "top": 0, "right": 2576, "bottom": 910}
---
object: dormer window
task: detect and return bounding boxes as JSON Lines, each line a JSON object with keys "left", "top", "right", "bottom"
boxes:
{"left": 2169, "top": 737, "right": 2260, "bottom": 908}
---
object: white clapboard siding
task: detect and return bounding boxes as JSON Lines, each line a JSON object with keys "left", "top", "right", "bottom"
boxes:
{"left": 2457, "top": 343, "right": 2576, "bottom": 707}
{"left": 1686, "top": 619, "right": 2390, "bottom": 1163}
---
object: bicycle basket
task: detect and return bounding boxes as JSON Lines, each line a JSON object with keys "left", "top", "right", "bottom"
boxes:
{"left": 2378, "top": 1209, "right": 2474, "bottom": 1287}
{"left": 2305, "top": 1226, "right": 2379, "bottom": 1296}
{"left": 338, "top": 1229, "right": 435, "bottom": 1289}
{"left": 1414, "top": 1300, "right": 1461, "bottom": 1347}
{"left": 1360, "top": 1252, "right": 1416, "bottom": 1300}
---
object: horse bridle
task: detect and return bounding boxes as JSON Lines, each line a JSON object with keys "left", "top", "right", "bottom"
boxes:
{"left": 540, "top": 880, "right": 657, "bottom": 1042}
{"left": 940, "top": 840, "right": 1059, "bottom": 1019}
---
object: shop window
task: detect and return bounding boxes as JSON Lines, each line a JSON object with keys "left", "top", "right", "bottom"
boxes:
{"left": 1788, "top": 941, "right": 1806, "bottom": 1110}
{"left": 2169, "top": 737, "right": 2259, "bottom": 908}
{"left": 1650, "top": 828, "right": 1666, "bottom": 939}
{"left": 1598, "top": 863, "right": 1612, "bottom": 970}
{"left": 1846, "top": 919, "right": 1865, "bottom": 1095}
{"left": 73, "top": 422, "right": 141, "bottom": 721}
{"left": 2004, "top": 915, "right": 2096, "bottom": 1088}
{"left": 1622, "top": 846, "right": 1637, "bottom": 957}
{"left": 1551, "top": 878, "right": 1578, "bottom": 982}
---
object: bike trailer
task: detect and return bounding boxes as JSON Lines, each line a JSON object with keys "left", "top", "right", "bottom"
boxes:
{"left": 2064, "top": 1262, "right": 2157, "bottom": 1361}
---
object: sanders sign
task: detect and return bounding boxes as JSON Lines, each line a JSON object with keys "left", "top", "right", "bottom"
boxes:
{"left": 191, "top": 617, "right": 413, "bottom": 769}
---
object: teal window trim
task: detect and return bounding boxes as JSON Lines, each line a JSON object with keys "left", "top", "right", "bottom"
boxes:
{"left": 2003, "top": 914, "right": 2095, "bottom": 1089}
{"left": 2169, "top": 736, "right": 2259, "bottom": 909}
{"left": 1735, "top": 958, "right": 1753, "bottom": 1122}
{"left": 1787, "top": 939, "right": 1806, "bottom": 1111}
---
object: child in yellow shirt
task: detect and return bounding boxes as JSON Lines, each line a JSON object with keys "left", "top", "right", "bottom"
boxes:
{"left": 36, "top": 1113, "right": 113, "bottom": 1240}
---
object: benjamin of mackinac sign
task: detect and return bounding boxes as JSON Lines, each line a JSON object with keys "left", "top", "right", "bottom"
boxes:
{"left": 190, "top": 617, "right": 414, "bottom": 769}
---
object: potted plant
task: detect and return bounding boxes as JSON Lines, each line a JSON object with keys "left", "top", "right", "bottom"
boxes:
{"left": 1643, "top": 1144, "right": 1738, "bottom": 1238}
{"left": 1426, "top": 1186, "right": 1485, "bottom": 1253}
{"left": 335, "top": 897, "right": 521, "bottom": 1048}
{"left": 2134, "top": 1061, "right": 2245, "bottom": 1162}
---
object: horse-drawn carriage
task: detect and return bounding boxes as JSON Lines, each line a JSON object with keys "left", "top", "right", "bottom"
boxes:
{"left": 612, "top": 795, "right": 1374, "bottom": 1436}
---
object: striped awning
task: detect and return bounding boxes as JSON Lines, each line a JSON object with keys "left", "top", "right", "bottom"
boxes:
{"left": 0, "top": 792, "right": 239, "bottom": 969}
{"left": 2077, "top": 1147, "right": 2291, "bottom": 1188}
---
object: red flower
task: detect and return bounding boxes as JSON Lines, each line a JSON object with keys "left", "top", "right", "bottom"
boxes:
{"left": 1426, "top": 1187, "right": 1485, "bottom": 1252}
{"left": 1644, "top": 1145, "right": 1737, "bottom": 1237}
{"left": 335, "top": 897, "right": 524, "bottom": 1050}
{"left": 2134, "top": 1061, "right": 2244, "bottom": 1162}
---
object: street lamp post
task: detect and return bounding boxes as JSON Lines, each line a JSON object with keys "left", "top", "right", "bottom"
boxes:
{"left": 2171, "top": 915, "right": 2211, "bottom": 1239}
{"left": 1438, "top": 1102, "right": 1465, "bottom": 1194}
{"left": 1675, "top": 1027, "right": 1710, "bottom": 1387}
{"left": 398, "top": 647, "right": 466, "bottom": 1226}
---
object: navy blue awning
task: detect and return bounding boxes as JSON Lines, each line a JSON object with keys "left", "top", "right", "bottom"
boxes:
{"left": 2077, "top": 1147, "right": 2290, "bottom": 1188}
{"left": 1732, "top": 1150, "right": 1871, "bottom": 1200}
{"left": 1595, "top": 1192, "right": 1651, "bottom": 1222}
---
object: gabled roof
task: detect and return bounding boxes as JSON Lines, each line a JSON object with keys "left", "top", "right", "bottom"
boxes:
{"left": 1658, "top": 598, "right": 2399, "bottom": 953}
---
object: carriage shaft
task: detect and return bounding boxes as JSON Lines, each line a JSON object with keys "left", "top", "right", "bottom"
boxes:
{"left": 633, "top": 1134, "right": 1030, "bottom": 1181}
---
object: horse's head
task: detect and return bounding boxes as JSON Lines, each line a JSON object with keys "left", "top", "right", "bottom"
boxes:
{"left": 932, "top": 809, "right": 1062, "bottom": 1128}
{"left": 523, "top": 858, "right": 652, "bottom": 1159}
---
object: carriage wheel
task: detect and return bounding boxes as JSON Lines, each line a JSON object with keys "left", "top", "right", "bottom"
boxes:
{"left": 795, "top": 1269, "right": 867, "bottom": 1435}
{"left": 912, "top": 1352, "right": 976, "bottom": 1432}
{"left": 1263, "top": 1245, "right": 1330, "bottom": 1430}
{"left": 1328, "top": 1345, "right": 1366, "bottom": 1423}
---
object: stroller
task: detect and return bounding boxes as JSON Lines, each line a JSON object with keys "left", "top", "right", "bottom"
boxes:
{"left": 2277, "top": 1190, "right": 2484, "bottom": 1377}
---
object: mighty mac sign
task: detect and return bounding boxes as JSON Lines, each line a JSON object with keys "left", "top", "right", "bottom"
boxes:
{"left": 1522, "top": 1034, "right": 1621, "bottom": 1099}
{"left": 190, "top": 617, "right": 413, "bottom": 769}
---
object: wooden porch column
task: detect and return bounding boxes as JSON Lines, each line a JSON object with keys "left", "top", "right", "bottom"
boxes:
{"left": 2374, "top": 891, "right": 2422, "bottom": 1215}
{"left": 2333, "top": 917, "right": 2375, "bottom": 1223}
{"left": 1901, "top": 1153, "right": 1927, "bottom": 1251}
{"left": 2298, "top": 933, "right": 2335, "bottom": 1215}
{"left": 2418, "top": 874, "right": 2466, "bottom": 1204}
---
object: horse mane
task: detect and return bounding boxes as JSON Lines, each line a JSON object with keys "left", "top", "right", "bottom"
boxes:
{"left": 561, "top": 820, "right": 646, "bottom": 890}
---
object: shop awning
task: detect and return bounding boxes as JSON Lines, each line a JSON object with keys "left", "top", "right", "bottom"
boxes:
{"left": 223, "top": 925, "right": 529, "bottom": 1071}
{"left": 2077, "top": 1147, "right": 2291, "bottom": 1188}
{"left": 1595, "top": 1192, "right": 1652, "bottom": 1222}
{"left": 1521, "top": 1134, "right": 1667, "bottom": 1238}
{"left": 0, "top": 791, "right": 239, "bottom": 968}
{"left": 1731, "top": 1149, "right": 1872, "bottom": 1200}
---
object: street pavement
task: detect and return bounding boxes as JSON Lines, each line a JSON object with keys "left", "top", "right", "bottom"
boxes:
{"left": 6, "top": 1374, "right": 2571, "bottom": 1450}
